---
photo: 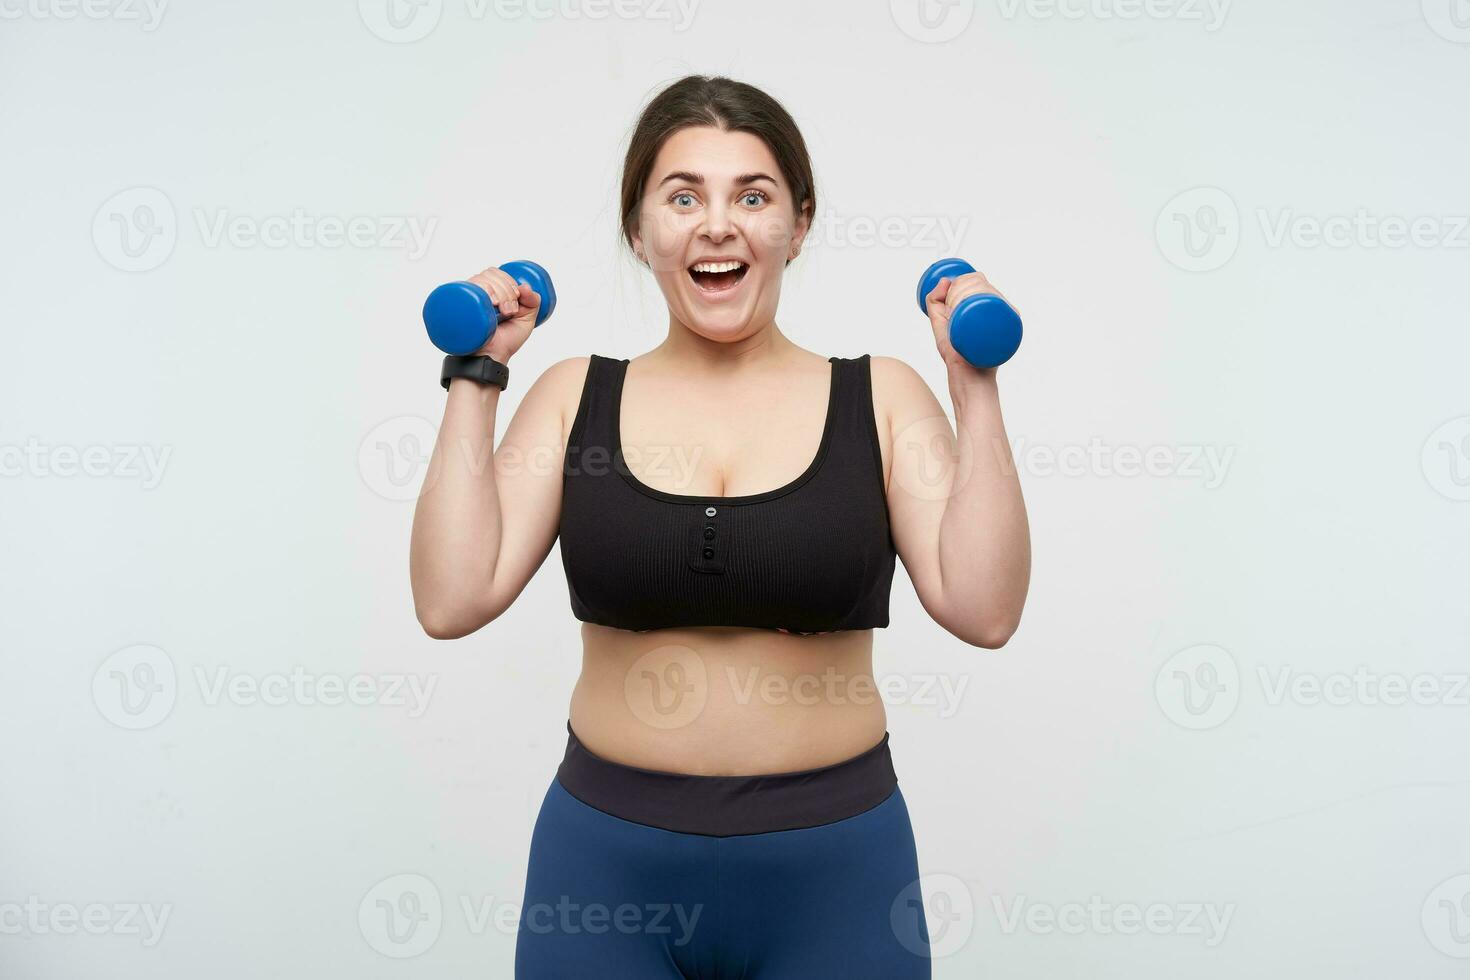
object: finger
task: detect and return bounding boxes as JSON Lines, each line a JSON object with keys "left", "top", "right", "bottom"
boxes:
{"left": 466, "top": 270, "right": 503, "bottom": 307}
{"left": 925, "top": 277, "right": 953, "bottom": 318}
{"left": 473, "top": 269, "right": 521, "bottom": 317}
{"left": 494, "top": 271, "right": 522, "bottom": 316}
{"left": 948, "top": 275, "right": 1004, "bottom": 312}
{"left": 959, "top": 271, "right": 1001, "bottom": 304}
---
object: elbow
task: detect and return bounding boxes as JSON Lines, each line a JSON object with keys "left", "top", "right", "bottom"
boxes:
{"left": 929, "top": 591, "right": 1025, "bottom": 650}
{"left": 415, "top": 602, "right": 494, "bottom": 641}
{"left": 418, "top": 616, "right": 468, "bottom": 641}
{"left": 964, "top": 613, "right": 1022, "bottom": 650}
{"left": 969, "top": 624, "right": 1016, "bottom": 650}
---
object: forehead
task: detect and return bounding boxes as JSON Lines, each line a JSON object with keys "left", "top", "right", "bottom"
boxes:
{"left": 648, "top": 126, "right": 783, "bottom": 185}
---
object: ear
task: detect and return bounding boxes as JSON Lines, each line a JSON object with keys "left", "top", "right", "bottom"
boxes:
{"left": 789, "top": 198, "right": 813, "bottom": 261}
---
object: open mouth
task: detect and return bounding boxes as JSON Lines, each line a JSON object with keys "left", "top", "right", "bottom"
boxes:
{"left": 687, "top": 260, "right": 749, "bottom": 293}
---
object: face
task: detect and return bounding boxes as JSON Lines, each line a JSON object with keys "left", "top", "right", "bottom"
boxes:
{"left": 631, "top": 125, "right": 810, "bottom": 341}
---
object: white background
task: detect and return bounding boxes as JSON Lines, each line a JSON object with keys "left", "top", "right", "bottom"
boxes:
{"left": 3, "top": 0, "right": 1469, "bottom": 976}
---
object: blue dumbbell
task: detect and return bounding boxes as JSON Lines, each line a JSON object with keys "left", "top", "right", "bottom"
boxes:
{"left": 422, "top": 259, "right": 557, "bottom": 355}
{"left": 916, "top": 258, "right": 1022, "bottom": 369}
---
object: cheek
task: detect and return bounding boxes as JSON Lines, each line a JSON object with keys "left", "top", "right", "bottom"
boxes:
{"left": 744, "top": 212, "right": 793, "bottom": 260}
{"left": 640, "top": 209, "right": 696, "bottom": 272}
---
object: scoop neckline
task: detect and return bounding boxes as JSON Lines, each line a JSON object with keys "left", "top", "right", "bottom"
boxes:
{"left": 611, "top": 356, "right": 840, "bottom": 506}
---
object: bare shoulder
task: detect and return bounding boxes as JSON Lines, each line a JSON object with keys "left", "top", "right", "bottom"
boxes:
{"left": 867, "top": 354, "right": 943, "bottom": 434}
{"left": 533, "top": 354, "right": 593, "bottom": 397}
{"left": 533, "top": 355, "right": 592, "bottom": 431}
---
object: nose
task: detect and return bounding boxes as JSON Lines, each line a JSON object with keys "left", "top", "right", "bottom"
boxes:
{"left": 699, "top": 198, "right": 734, "bottom": 243}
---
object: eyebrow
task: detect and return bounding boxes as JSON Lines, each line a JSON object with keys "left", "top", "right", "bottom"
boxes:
{"left": 656, "top": 171, "right": 779, "bottom": 188}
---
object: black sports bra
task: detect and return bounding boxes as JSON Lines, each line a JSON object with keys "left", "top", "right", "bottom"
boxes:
{"left": 558, "top": 354, "right": 896, "bottom": 634}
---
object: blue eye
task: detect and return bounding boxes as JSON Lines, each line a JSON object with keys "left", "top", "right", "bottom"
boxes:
{"left": 668, "top": 189, "right": 769, "bottom": 209}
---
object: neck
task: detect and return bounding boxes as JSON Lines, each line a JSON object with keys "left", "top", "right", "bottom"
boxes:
{"left": 649, "top": 313, "right": 799, "bottom": 373}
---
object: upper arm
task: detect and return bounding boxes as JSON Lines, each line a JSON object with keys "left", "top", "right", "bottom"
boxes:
{"left": 483, "top": 355, "right": 589, "bottom": 618}
{"left": 869, "top": 354, "right": 953, "bottom": 615}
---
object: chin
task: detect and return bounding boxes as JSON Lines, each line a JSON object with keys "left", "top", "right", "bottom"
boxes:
{"left": 684, "top": 318, "right": 753, "bottom": 342}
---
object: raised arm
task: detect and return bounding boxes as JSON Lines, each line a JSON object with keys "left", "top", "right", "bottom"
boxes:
{"left": 874, "top": 269, "right": 1032, "bottom": 649}
{"left": 411, "top": 355, "right": 588, "bottom": 638}
{"left": 408, "top": 262, "right": 586, "bottom": 639}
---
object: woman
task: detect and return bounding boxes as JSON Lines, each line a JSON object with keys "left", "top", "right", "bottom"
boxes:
{"left": 409, "top": 75, "right": 1030, "bottom": 979}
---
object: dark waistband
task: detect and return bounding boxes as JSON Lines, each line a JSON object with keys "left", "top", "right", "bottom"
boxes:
{"left": 553, "top": 721, "right": 899, "bottom": 837}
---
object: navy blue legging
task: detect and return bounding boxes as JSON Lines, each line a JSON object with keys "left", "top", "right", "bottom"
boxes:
{"left": 514, "top": 778, "right": 932, "bottom": 978}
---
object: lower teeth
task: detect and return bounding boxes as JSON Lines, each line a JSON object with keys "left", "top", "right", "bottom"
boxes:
{"left": 692, "top": 269, "right": 744, "bottom": 290}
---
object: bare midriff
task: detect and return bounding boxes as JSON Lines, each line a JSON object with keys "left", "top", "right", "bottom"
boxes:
{"left": 568, "top": 622, "right": 888, "bottom": 776}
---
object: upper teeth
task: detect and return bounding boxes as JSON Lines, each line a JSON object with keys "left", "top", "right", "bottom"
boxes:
{"left": 691, "top": 261, "right": 745, "bottom": 273}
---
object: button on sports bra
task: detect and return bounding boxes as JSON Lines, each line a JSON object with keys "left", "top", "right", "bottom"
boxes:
{"left": 558, "top": 354, "right": 896, "bottom": 634}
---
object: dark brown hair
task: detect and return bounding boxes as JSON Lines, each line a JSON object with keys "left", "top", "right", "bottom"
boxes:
{"left": 619, "top": 75, "right": 815, "bottom": 264}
